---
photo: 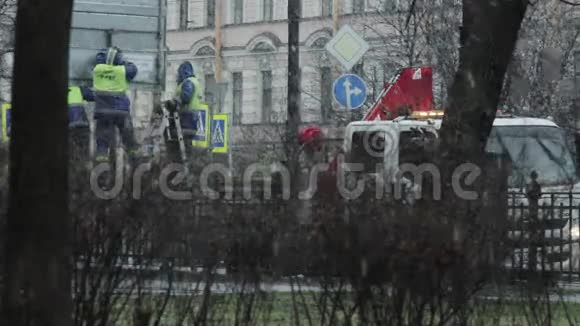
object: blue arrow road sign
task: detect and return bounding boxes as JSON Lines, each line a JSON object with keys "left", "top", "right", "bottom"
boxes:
{"left": 333, "top": 74, "right": 368, "bottom": 110}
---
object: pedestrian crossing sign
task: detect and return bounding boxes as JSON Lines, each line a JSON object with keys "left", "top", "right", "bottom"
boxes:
{"left": 191, "top": 104, "right": 209, "bottom": 148}
{"left": 211, "top": 114, "right": 228, "bottom": 153}
{"left": 1, "top": 103, "right": 11, "bottom": 143}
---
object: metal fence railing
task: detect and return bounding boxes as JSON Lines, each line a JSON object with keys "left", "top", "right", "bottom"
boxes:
{"left": 69, "top": 188, "right": 580, "bottom": 284}
{"left": 507, "top": 191, "right": 580, "bottom": 281}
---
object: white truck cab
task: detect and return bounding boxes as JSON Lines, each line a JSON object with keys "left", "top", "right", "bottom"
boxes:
{"left": 343, "top": 114, "right": 577, "bottom": 192}
{"left": 342, "top": 112, "right": 580, "bottom": 271}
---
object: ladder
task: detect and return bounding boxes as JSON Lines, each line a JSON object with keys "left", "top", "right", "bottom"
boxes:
{"left": 163, "top": 105, "right": 187, "bottom": 160}
{"left": 142, "top": 101, "right": 190, "bottom": 176}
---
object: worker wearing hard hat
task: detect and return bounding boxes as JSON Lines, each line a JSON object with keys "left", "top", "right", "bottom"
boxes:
{"left": 298, "top": 126, "right": 326, "bottom": 167}
{"left": 92, "top": 46, "right": 138, "bottom": 162}
{"left": 165, "top": 61, "right": 204, "bottom": 163}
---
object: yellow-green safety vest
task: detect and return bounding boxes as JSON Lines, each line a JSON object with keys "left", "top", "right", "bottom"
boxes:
{"left": 68, "top": 86, "right": 89, "bottom": 128}
{"left": 176, "top": 77, "right": 203, "bottom": 110}
{"left": 68, "top": 86, "right": 85, "bottom": 106}
{"left": 93, "top": 64, "right": 128, "bottom": 93}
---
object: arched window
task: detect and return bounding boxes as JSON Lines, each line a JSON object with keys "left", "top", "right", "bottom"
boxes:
{"left": 195, "top": 45, "right": 216, "bottom": 56}
{"left": 305, "top": 29, "right": 333, "bottom": 49}
{"left": 190, "top": 37, "right": 216, "bottom": 57}
{"left": 311, "top": 37, "right": 330, "bottom": 49}
{"left": 246, "top": 33, "right": 280, "bottom": 53}
{"left": 251, "top": 42, "right": 276, "bottom": 53}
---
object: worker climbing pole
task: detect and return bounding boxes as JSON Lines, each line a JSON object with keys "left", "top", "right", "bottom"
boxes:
{"left": 92, "top": 46, "right": 139, "bottom": 164}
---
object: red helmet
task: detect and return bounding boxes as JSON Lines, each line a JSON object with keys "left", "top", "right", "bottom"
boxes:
{"left": 298, "top": 126, "right": 324, "bottom": 150}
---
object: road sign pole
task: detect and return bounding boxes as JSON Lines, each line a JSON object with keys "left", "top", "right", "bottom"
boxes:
{"left": 207, "top": 81, "right": 228, "bottom": 160}
{"left": 209, "top": 103, "right": 214, "bottom": 155}
{"left": 288, "top": 0, "right": 302, "bottom": 202}
{"left": 227, "top": 113, "right": 233, "bottom": 177}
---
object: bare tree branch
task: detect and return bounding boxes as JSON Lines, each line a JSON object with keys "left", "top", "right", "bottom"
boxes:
{"left": 405, "top": 0, "right": 417, "bottom": 29}
{"left": 558, "top": 0, "right": 580, "bottom": 6}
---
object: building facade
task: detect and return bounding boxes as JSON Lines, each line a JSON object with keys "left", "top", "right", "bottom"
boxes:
{"left": 165, "top": 0, "right": 418, "bottom": 134}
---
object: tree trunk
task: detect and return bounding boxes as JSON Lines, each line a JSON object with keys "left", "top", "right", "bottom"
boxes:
{"left": 438, "top": 0, "right": 529, "bottom": 222}
{"left": 436, "top": 0, "right": 529, "bottom": 321}
{"left": 2, "top": 0, "right": 74, "bottom": 325}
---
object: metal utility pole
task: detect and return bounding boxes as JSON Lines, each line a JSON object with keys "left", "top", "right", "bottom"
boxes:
{"left": 332, "top": 0, "right": 341, "bottom": 34}
{"left": 215, "top": 0, "right": 223, "bottom": 83}
{"left": 208, "top": 0, "right": 223, "bottom": 174}
{"left": 574, "top": 51, "right": 580, "bottom": 171}
{"left": 287, "top": 0, "right": 302, "bottom": 194}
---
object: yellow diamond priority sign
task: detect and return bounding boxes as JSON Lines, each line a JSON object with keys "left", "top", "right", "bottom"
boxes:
{"left": 326, "top": 25, "right": 369, "bottom": 71}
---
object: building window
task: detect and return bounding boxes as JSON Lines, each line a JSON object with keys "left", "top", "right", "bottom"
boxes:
{"left": 179, "top": 0, "right": 188, "bottom": 29}
{"left": 263, "top": 0, "right": 273, "bottom": 21}
{"left": 322, "top": 0, "right": 333, "bottom": 17}
{"left": 234, "top": 0, "right": 243, "bottom": 24}
{"left": 383, "top": 0, "right": 399, "bottom": 11}
{"left": 261, "top": 71, "right": 273, "bottom": 123}
{"left": 232, "top": 72, "right": 243, "bottom": 125}
{"left": 312, "top": 37, "right": 329, "bottom": 48}
{"left": 353, "top": 0, "right": 365, "bottom": 13}
{"left": 320, "top": 67, "right": 332, "bottom": 122}
{"left": 207, "top": 0, "right": 215, "bottom": 27}
{"left": 204, "top": 73, "right": 216, "bottom": 109}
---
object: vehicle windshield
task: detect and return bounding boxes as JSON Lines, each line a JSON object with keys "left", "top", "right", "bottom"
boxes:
{"left": 485, "top": 126, "right": 576, "bottom": 188}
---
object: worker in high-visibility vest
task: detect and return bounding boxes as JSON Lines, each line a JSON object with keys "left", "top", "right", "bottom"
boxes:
{"left": 68, "top": 86, "right": 92, "bottom": 129}
{"left": 92, "top": 46, "right": 138, "bottom": 162}
{"left": 165, "top": 61, "right": 204, "bottom": 163}
{"left": 68, "top": 85, "right": 93, "bottom": 160}
{"left": 173, "top": 61, "right": 203, "bottom": 136}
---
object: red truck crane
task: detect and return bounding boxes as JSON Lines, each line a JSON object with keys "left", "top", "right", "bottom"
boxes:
{"left": 362, "top": 66, "right": 435, "bottom": 121}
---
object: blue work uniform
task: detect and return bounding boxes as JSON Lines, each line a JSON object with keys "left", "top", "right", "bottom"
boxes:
{"left": 92, "top": 47, "right": 139, "bottom": 162}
